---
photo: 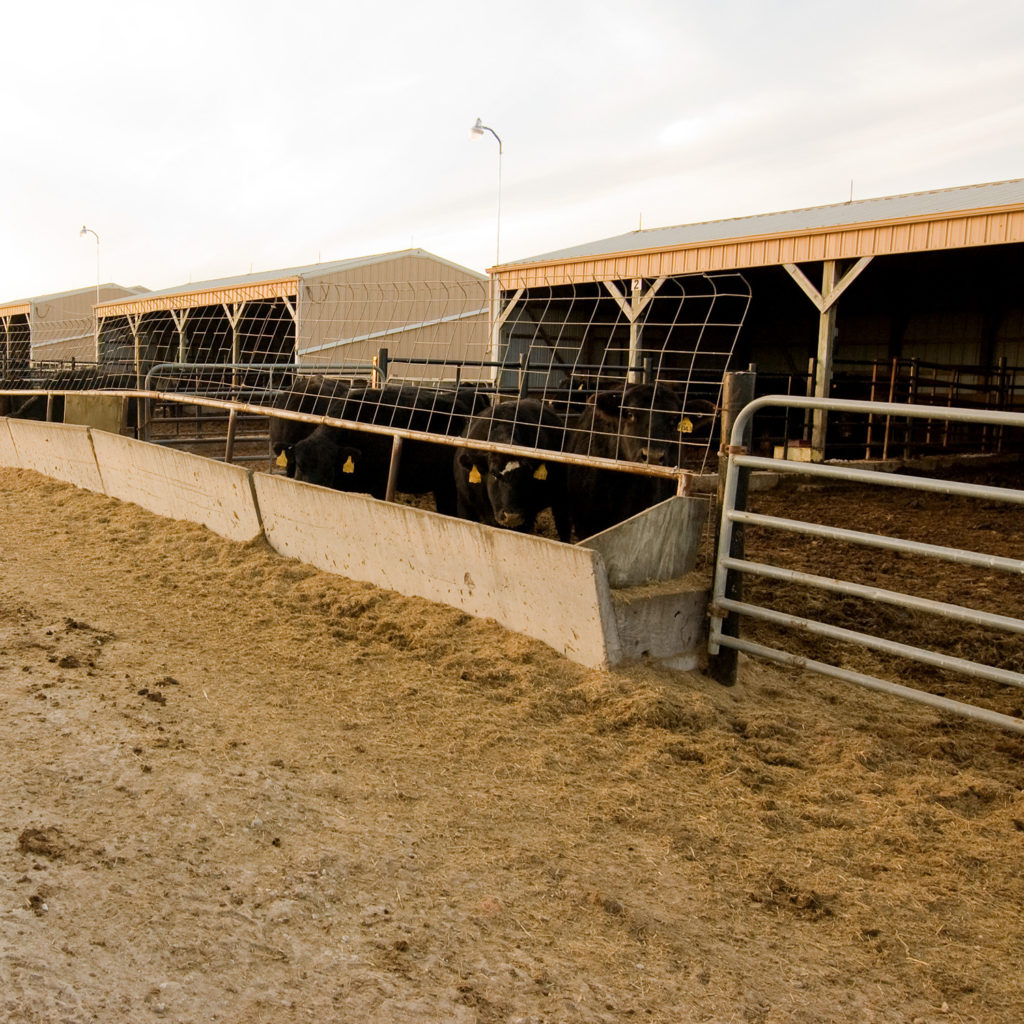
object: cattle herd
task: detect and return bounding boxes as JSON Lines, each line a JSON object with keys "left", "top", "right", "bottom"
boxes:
{"left": 270, "top": 375, "right": 718, "bottom": 542}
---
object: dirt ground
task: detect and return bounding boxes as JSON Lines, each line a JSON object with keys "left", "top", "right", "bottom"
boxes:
{"left": 1, "top": 463, "right": 1023, "bottom": 1023}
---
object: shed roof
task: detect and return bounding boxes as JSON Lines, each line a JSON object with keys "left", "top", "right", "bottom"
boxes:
{"left": 96, "top": 248, "right": 486, "bottom": 317}
{"left": 0, "top": 283, "right": 148, "bottom": 318}
{"left": 497, "top": 178, "right": 1024, "bottom": 288}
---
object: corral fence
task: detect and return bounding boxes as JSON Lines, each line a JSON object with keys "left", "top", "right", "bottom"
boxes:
{"left": 755, "top": 356, "right": 1024, "bottom": 460}
{"left": 710, "top": 395, "right": 1024, "bottom": 735}
{"left": 1, "top": 273, "right": 753, "bottom": 488}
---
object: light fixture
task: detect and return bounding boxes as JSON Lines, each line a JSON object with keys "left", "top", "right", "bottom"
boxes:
{"left": 80, "top": 225, "right": 100, "bottom": 305}
{"left": 469, "top": 118, "right": 503, "bottom": 267}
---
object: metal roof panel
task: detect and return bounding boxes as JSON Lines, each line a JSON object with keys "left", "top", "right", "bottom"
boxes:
{"left": 508, "top": 179, "right": 1024, "bottom": 267}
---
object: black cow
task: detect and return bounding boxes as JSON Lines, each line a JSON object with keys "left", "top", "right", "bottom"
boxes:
{"left": 454, "top": 398, "right": 571, "bottom": 542}
{"left": 566, "top": 382, "right": 716, "bottom": 539}
{"left": 268, "top": 375, "right": 353, "bottom": 477}
{"left": 292, "top": 383, "right": 487, "bottom": 514}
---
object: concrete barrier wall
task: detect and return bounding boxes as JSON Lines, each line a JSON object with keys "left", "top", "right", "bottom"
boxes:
{"left": 90, "top": 430, "right": 263, "bottom": 543}
{"left": 0, "top": 418, "right": 20, "bottom": 469}
{"left": 1, "top": 425, "right": 712, "bottom": 672}
{"left": 6, "top": 419, "right": 106, "bottom": 493}
{"left": 254, "top": 473, "right": 622, "bottom": 668}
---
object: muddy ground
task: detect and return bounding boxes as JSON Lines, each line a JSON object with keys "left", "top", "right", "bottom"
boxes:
{"left": 1, "top": 463, "right": 1023, "bottom": 1023}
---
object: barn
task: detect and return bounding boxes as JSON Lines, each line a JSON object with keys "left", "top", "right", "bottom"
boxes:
{"left": 490, "top": 178, "right": 1024, "bottom": 456}
{"left": 0, "top": 283, "right": 147, "bottom": 372}
{"left": 93, "top": 249, "right": 489, "bottom": 389}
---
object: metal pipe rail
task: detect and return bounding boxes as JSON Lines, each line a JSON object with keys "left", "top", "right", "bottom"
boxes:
{"left": 710, "top": 395, "right": 1024, "bottom": 735}
{"left": 12, "top": 387, "right": 701, "bottom": 492}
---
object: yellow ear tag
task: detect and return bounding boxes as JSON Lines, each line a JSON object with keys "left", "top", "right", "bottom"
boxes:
{"left": 678, "top": 416, "right": 693, "bottom": 434}
{"left": 342, "top": 456, "right": 355, "bottom": 474}
{"left": 533, "top": 463, "right": 548, "bottom": 481}
{"left": 275, "top": 451, "right": 288, "bottom": 468}
{"left": 468, "top": 465, "right": 482, "bottom": 484}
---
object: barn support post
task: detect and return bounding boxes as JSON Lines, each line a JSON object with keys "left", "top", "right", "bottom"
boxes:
{"left": 812, "top": 261, "right": 839, "bottom": 453}
{"left": 783, "top": 257, "right": 872, "bottom": 457}
{"left": 224, "top": 302, "right": 247, "bottom": 393}
{"left": 709, "top": 370, "right": 757, "bottom": 686}
{"left": 169, "top": 308, "right": 190, "bottom": 364}
{"left": 126, "top": 312, "right": 145, "bottom": 440}
{"left": 490, "top": 282, "right": 524, "bottom": 385}
{"left": 2, "top": 315, "right": 9, "bottom": 375}
{"left": 602, "top": 277, "right": 666, "bottom": 383}
{"left": 279, "top": 294, "right": 299, "bottom": 371}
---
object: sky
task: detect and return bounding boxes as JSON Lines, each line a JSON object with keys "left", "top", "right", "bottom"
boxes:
{"left": 2, "top": 0, "right": 1022, "bottom": 301}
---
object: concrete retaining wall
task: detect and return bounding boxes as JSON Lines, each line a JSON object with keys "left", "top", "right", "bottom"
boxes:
{"left": 0, "top": 422, "right": 710, "bottom": 672}
{"left": 254, "top": 473, "right": 622, "bottom": 668}
{"left": 6, "top": 419, "right": 106, "bottom": 493}
{"left": 0, "top": 418, "right": 20, "bottom": 469}
{"left": 90, "top": 430, "right": 263, "bottom": 543}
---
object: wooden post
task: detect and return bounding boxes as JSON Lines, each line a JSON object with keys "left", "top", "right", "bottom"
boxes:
{"left": 811, "top": 261, "right": 838, "bottom": 456}
{"left": 882, "top": 358, "right": 898, "bottom": 460}
{"left": 709, "top": 370, "right": 757, "bottom": 687}
{"left": 803, "top": 355, "right": 816, "bottom": 442}
{"left": 385, "top": 435, "right": 403, "bottom": 503}
{"left": 373, "top": 347, "right": 389, "bottom": 389}
{"left": 904, "top": 357, "right": 919, "bottom": 459}
{"left": 224, "top": 409, "right": 238, "bottom": 464}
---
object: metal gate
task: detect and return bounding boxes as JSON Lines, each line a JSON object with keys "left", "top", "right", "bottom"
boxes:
{"left": 709, "top": 396, "right": 1024, "bottom": 735}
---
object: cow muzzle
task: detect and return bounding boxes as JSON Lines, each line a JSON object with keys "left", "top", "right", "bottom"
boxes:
{"left": 495, "top": 510, "right": 526, "bottom": 529}
{"left": 639, "top": 446, "right": 667, "bottom": 466}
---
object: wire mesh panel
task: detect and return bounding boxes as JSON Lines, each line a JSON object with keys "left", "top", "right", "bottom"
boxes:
{"left": 2, "top": 271, "right": 752, "bottom": 539}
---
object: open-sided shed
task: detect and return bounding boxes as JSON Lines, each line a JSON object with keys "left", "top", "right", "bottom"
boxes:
{"left": 0, "top": 283, "right": 147, "bottom": 371}
{"left": 94, "top": 249, "right": 489, "bottom": 386}
{"left": 493, "top": 179, "right": 1024, "bottom": 452}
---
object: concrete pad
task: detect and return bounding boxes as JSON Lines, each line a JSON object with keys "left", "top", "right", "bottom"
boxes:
{"left": 6, "top": 419, "right": 105, "bottom": 493}
{"left": 254, "top": 472, "right": 621, "bottom": 668}
{"left": 578, "top": 495, "right": 710, "bottom": 588}
{"left": 65, "top": 395, "right": 130, "bottom": 435}
{"left": 90, "top": 431, "right": 262, "bottom": 543}
{"left": 0, "top": 418, "right": 20, "bottom": 469}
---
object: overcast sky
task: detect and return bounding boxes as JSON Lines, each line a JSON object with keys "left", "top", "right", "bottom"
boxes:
{"left": 2, "top": 0, "right": 1022, "bottom": 301}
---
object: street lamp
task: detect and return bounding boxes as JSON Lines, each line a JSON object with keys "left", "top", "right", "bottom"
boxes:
{"left": 470, "top": 117, "right": 502, "bottom": 267}
{"left": 79, "top": 225, "right": 100, "bottom": 306}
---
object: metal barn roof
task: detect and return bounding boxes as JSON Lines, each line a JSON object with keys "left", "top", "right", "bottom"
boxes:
{"left": 96, "top": 249, "right": 486, "bottom": 318}
{"left": 0, "top": 283, "right": 149, "bottom": 318}
{"left": 497, "top": 178, "right": 1024, "bottom": 287}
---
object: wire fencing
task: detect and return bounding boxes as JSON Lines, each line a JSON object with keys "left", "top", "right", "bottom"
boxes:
{"left": 2, "top": 273, "right": 751, "bottom": 496}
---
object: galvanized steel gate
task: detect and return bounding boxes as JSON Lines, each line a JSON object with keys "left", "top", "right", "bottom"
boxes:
{"left": 709, "top": 396, "right": 1024, "bottom": 735}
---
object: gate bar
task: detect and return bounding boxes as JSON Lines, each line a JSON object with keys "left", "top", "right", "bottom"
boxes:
{"left": 721, "top": 556, "right": 1024, "bottom": 635}
{"left": 728, "top": 510, "right": 1024, "bottom": 575}
{"left": 719, "top": 637, "right": 1024, "bottom": 737}
{"left": 713, "top": 597, "right": 1024, "bottom": 689}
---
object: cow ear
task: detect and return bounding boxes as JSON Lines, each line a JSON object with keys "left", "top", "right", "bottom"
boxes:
{"left": 593, "top": 391, "right": 623, "bottom": 421}
{"left": 458, "top": 449, "right": 475, "bottom": 470}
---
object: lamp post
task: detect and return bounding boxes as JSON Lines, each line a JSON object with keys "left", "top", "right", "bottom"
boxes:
{"left": 79, "top": 225, "right": 100, "bottom": 305}
{"left": 470, "top": 117, "right": 502, "bottom": 267}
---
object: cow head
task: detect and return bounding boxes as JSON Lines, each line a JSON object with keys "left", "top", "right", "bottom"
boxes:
{"left": 592, "top": 382, "right": 685, "bottom": 465}
{"left": 485, "top": 453, "right": 550, "bottom": 531}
